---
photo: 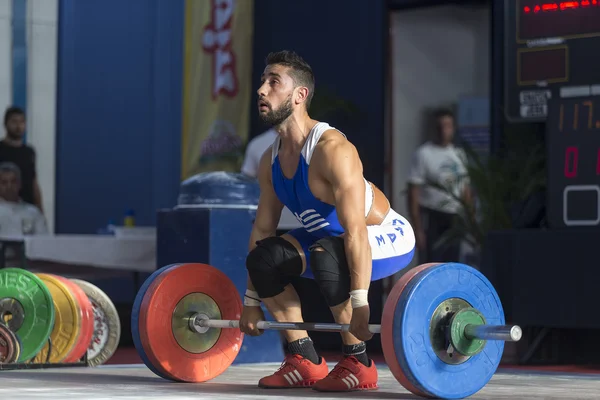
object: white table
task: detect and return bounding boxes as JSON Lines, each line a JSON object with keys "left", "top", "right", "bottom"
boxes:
{"left": 0, "top": 232, "right": 156, "bottom": 273}
{"left": 0, "top": 211, "right": 300, "bottom": 274}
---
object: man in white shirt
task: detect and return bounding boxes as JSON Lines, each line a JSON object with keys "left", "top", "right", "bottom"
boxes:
{"left": 241, "top": 129, "right": 277, "bottom": 178}
{"left": 407, "top": 109, "right": 471, "bottom": 263}
{"left": 0, "top": 162, "right": 48, "bottom": 236}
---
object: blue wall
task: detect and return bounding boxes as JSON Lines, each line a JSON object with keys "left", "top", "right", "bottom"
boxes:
{"left": 12, "top": 0, "right": 27, "bottom": 116}
{"left": 55, "top": 0, "right": 387, "bottom": 233}
{"left": 56, "top": 0, "right": 184, "bottom": 233}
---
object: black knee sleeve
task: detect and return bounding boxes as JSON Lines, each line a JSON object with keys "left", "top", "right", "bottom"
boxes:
{"left": 309, "top": 236, "right": 351, "bottom": 307}
{"left": 245, "top": 236, "right": 303, "bottom": 299}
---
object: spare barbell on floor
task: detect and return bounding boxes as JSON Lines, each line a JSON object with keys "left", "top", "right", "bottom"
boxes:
{"left": 0, "top": 268, "right": 121, "bottom": 366}
{"left": 131, "top": 262, "right": 519, "bottom": 399}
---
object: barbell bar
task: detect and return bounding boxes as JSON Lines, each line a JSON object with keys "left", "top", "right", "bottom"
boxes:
{"left": 192, "top": 314, "right": 523, "bottom": 342}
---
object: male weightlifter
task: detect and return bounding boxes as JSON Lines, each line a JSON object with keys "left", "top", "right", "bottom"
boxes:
{"left": 241, "top": 50, "right": 416, "bottom": 391}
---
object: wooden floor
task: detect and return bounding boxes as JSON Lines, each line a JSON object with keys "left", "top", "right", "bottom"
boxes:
{"left": 2, "top": 363, "right": 600, "bottom": 399}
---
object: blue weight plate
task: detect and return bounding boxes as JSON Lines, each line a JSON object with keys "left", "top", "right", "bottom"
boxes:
{"left": 131, "top": 264, "right": 181, "bottom": 380}
{"left": 394, "top": 263, "right": 505, "bottom": 399}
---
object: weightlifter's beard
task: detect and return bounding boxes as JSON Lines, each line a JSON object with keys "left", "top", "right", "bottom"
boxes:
{"left": 259, "top": 95, "right": 293, "bottom": 127}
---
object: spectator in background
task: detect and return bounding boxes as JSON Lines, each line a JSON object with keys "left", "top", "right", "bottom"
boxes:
{"left": 241, "top": 128, "right": 277, "bottom": 178}
{"left": 0, "top": 162, "right": 48, "bottom": 236}
{"left": 407, "top": 108, "right": 471, "bottom": 263}
{"left": 0, "top": 107, "right": 43, "bottom": 212}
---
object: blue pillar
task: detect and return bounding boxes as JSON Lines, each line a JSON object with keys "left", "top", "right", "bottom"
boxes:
{"left": 11, "top": 0, "right": 27, "bottom": 141}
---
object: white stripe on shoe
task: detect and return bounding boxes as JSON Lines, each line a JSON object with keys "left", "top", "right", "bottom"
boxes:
{"left": 341, "top": 373, "right": 360, "bottom": 389}
{"left": 282, "top": 369, "right": 305, "bottom": 386}
{"left": 283, "top": 373, "right": 294, "bottom": 385}
{"left": 293, "top": 370, "right": 303, "bottom": 382}
{"left": 288, "top": 372, "right": 299, "bottom": 383}
{"left": 347, "top": 373, "right": 359, "bottom": 387}
{"left": 342, "top": 377, "right": 352, "bottom": 389}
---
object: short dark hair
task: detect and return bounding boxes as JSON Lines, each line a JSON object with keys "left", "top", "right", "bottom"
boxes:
{"left": 265, "top": 50, "right": 315, "bottom": 110}
{"left": 4, "top": 106, "right": 25, "bottom": 126}
{"left": 434, "top": 108, "right": 454, "bottom": 121}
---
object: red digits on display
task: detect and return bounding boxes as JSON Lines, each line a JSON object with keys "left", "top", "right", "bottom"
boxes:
{"left": 524, "top": 1, "right": 598, "bottom": 13}
{"left": 564, "top": 147, "right": 578, "bottom": 178}
{"left": 564, "top": 147, "right": 600, "bottom": 178}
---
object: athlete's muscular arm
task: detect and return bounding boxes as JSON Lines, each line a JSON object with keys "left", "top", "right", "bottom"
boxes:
{"left": 246, "top": 147, "right": 284, "bottom": 292}
{"left": 315, "top": 132, "right": 373, "bottom": 340}
{"left": 315, "top": 133, "right": 372, "bottom": 291}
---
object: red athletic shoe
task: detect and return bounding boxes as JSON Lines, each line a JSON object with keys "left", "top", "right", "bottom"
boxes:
{"left": 258, "top": 354, "right": 329, "bottom": 389}
{"left": 312, "top": 356, "right": 378, "bottom": 392}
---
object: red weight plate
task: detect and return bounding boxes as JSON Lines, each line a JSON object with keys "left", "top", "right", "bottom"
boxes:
{"left": 381, "top": 263, "right": 441, "bottom": 398}
{"left": 55, "top": 276, "right": 94, "bottom": 363}
{"left": 139, "top": 263, "right": 244, "bottom": 382}
{"left": 0, "top": 323, "right": 16, "bottom": 363}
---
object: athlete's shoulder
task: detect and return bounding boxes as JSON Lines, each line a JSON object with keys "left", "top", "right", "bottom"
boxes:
{"left": 313, "top": 128, "right": 361, "bottom": 172}
{"left": 319, "top": 128, "right": 346, "bottom": 143}
{"left": 318, "top": 128, "right": 356, "bottom": 153}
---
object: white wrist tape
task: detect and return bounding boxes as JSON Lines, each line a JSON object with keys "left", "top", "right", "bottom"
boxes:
{"left": 244, "top": 289, "right": 261, "bottom": 307}
{"left": 349, "top": 289, "right": 369, "bottom": 308}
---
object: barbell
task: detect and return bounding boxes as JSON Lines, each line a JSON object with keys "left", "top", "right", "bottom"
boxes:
{"left": 132, "top": 261, "right": 519, "bottom": 399}
{"left": 192, "top": 315, "right": 522, "bottom": 341}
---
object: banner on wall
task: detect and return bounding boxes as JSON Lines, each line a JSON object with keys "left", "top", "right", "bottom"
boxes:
{"left": 181, "top": 0, "right": 254, "bottom": 179}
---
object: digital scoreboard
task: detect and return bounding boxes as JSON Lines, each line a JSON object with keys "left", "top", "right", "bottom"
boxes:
{"left": 504, "top": 0, "right": 600, "bottom": 122}
{"left": 547, "top": 96, "right": 600, "bottom": 227}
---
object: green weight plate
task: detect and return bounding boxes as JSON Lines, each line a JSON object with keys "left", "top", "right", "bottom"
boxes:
{"left": 0, "top": 268, "right": 55, "bottom": 361}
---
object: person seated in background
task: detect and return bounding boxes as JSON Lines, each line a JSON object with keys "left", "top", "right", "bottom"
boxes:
{"left": 0, "top": 162, "right": 48, "bottom": 236}
{"left": 1, "top": 107, "right": 44, "bottom": 212}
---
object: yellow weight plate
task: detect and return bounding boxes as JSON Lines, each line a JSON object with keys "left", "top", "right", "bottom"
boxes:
{"left": 32, "top": 274, "right": 81, "bottom": 363}
{"left": 13, "top": 335, "right": 21, "bottom": 363}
